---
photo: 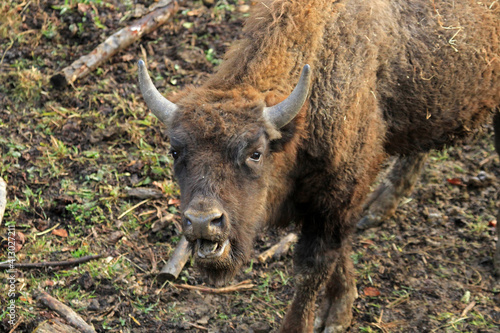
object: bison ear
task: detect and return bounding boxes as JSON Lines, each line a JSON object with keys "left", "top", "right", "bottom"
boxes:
{"left": 138, "top": 59, "right": 178, "bottom": 126}
{"left": 263, "top": 64, "right": 311, "bottom": 129}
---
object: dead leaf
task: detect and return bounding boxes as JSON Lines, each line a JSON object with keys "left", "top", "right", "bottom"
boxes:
{"left": 14, "top": 232, "right": 26, "bottom": 252}
{"left": 15, "top": 231, "right": 26, "bottom": 244}
{"left": 121, "top": 54, "right": 134, "bottom": 62}
{"left": 186, "top": 9, "right": 204, "bottom": 16}
{"left": 44, "top": 280, "right": 55, "bottom": 287}
{"left": 108, "top": 231, "right": 124, "bottom": 244}
{"left": 168, "top": 198, "right": 180, "bottom": 206}
{"left": 446, "top": 178, "right": 465, "bottom": 186}
{"left": 77, "top": 3, "right": 90, "bottom": 14}
{"left": 19, "top": 296, "right": 33, "bottom": 304}
{"left": 364, "top": 287, "right": 381, "bottom": 297}
{"left": 360, "top": 239, "right": 374, "bottom": 248}
{"left": 52, "top": 229, "right": 68, "bottom": 238}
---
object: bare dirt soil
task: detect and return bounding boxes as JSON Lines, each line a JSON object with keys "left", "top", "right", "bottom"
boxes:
{"left": 0, "top": 1, "right": 499, "bottom": 332}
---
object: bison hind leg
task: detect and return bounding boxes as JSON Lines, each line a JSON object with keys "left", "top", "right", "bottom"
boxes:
{"left": 357, "top": 153, "right": 428, "bottom": 230}
{"left": 493, "top": 109, "right": 500, "bottom": 277}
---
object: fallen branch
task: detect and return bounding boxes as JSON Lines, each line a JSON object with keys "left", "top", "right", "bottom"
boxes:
{"left": 158, "top": 236, "right": 191, "bottom": 281}
{"left": 50, "top": 0, "right": 178, "bottom": 88}
{"left": 172, "top": 279, "right": 254, "bottom": 294}
{"left": 0, "top": 177, "right": 6, "bottom": 225}
{"left": 0, "top": 254, "right": 103, "bottom": 270}
{"left": 32, "top": 319, "right": 80, "bottom": 333}
{"left": 34, "top": 290, "right": 96, "bottom": 333}
{"left": 187, "top": 322, "right": 209, "bottom": 331}
{"left": 257, "top": 233, "right": 298, "bottom": 263}
{"left": 126, "top": 187, "right": 164, "bottom": 199}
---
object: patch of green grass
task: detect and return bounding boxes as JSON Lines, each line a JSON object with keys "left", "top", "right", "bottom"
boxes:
{"left": 166, "top": 302, "right": 185, "bottom": 323}
{"left": 430, "top": 148, "right": 450, "bottom": 162}
{"left": 358, "top": 261, "right": 380, "bottom": 284}
{"left": 468, "top": 310, "right": 496, "bottom": 329}
{"left": 213, "top": 0, "right": 235, "bottom": 22}
{"left": 466, "top": 215, "right": 491, "bottom": 236}
{"left": 205, "top": 48, "right": 222, "bottom": 66}
{"left": 71, "top": 245, "right": 91, "bottom": 258}
{"left": 11, "top": 66, "right": 47, "bottom": 102}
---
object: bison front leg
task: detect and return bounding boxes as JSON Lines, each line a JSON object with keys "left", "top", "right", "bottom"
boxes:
{"left": 357, "top": 153, "right": 427, "bottom": 230}
{"left": 313, "top": 246, "right": 357, "bottom": 333}
{"left": 280, "top": 231, "right": 355, "bottom": 333}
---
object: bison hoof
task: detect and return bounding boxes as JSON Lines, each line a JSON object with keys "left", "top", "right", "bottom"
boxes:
{"left": 357, "top": 182, "right": 399, "bottom": 230}
{"left": 314, "top": 322, "right": 350, "bottom": 333}
{"left": 356, "top": 213, "right": 384, "bottom": 230}
{"left": 313, "top": 289, "right": 357, "bottom": 333}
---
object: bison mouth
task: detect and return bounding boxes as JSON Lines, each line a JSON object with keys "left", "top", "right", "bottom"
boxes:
{"left": 195, "top": 239, "right": 230, "bottom": 259}
{"left": 191, "top": 233, "right": 254, "bottom": 286}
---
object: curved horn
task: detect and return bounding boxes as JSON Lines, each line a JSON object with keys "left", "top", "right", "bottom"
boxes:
{"left": 138, "top": 59, "right": 178, "bottom": 125}
{"left": 263, "top": 64, "right": 311, "bottom": 128}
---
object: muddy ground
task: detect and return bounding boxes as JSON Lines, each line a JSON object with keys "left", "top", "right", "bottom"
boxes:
{"left": 0, "top": 1, "right": 499, "bottom": 332}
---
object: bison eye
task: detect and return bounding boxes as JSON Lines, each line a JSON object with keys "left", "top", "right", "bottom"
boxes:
{"left": 249, "top": 152, "right": 262, "bottom": 162}
{"left": 170, "top": 148, "right": 179, "bottom": 160}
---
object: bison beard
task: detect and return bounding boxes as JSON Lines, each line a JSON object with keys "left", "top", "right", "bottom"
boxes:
{"left": 137, "top": 0, "right": 500, "bottom": 332}
{"left": 194, "top": 228, "right": 256, "bottom": 287}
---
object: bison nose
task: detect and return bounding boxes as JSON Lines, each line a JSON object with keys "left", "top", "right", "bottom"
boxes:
{"left": 183, "top": 208, "right": 225, "bottom": 240}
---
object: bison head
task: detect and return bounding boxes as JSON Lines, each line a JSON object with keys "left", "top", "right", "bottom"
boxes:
{"left": 138, "top": 60, "right": 310, "bottom": 286}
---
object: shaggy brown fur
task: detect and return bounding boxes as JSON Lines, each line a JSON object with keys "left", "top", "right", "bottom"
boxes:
{"left": 161, "top": 0, "right": 500, "bottom": 332}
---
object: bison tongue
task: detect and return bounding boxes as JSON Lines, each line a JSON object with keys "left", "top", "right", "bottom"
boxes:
{"left": 197, "top": 239, "right": 219, "bottom": 257}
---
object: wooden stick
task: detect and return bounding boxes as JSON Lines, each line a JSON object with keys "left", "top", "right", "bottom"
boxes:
{"left": 32, "top": 319, "right": 80, "bottom": 333}
{"left": 187, "top": 322, "right": 209, "bottom": 331}
{"left": 50, "top": 0, "right": 178, "bottom": 88}
{"left": 126, "top": 187, "right": 164, "bottom": 199}
{"left": 158, "top": 236, "right": 191, "bottom": 281}
{"left": 34, "top": 290, "right": 96, "bottom": 333}
{"left": 0, "top": 254, "right": 102, "bottom": 270}
{"left": 0, "top": 177, "right": 6, "bottom": 225}
{"left": 257, "top": 233, "right": 298, "bottom": 263}
{"left": 172, "top": 280, "right": 254, "bottom": 294}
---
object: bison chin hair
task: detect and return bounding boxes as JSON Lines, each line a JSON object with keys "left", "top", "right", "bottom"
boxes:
{"left": 195, "top": 224, "right": 257, "bottom": 287}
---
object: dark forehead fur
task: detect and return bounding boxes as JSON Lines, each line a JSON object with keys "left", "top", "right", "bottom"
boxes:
{"left": 171, "top": 85, "right": 263, "bottom": 138}
{"left": 170, "top": 84, "right": 286, "bottom": 142}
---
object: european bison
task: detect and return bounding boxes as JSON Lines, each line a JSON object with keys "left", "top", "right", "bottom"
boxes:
{"left": 138, "top": 0, "right": 499, "bottom": 331}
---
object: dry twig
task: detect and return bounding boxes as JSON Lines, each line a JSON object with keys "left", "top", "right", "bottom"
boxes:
{"left": 118, "top": 199, "right": 150, "bottom": 219}
{"left": 126, "top": 187, "right": 164, "bottom": 199}
{"left": 187, "top": 322, "right": 209, "bottom": 331}
{"left": 461, "top": 301, "right": 476, "bottom": 317}
{"left": 258, "top": 233, "right": 298, "bottom": 263}
{"left": 172, "top": 279, "right": 254, "bottom": 294}
{"left": 0, "top": 177, "right": 6, "bottom": 225}
{"left": 32, "top": 319, "right": 80, "bottom": 333}
{"left": 50, "top": 0, "right": 178, "bottom": 88}
{"left": 34, "top": 290, "right": 96, "bottom": 333}
{"left": 0, "top": 254, "right": 103, "bottom": 270}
